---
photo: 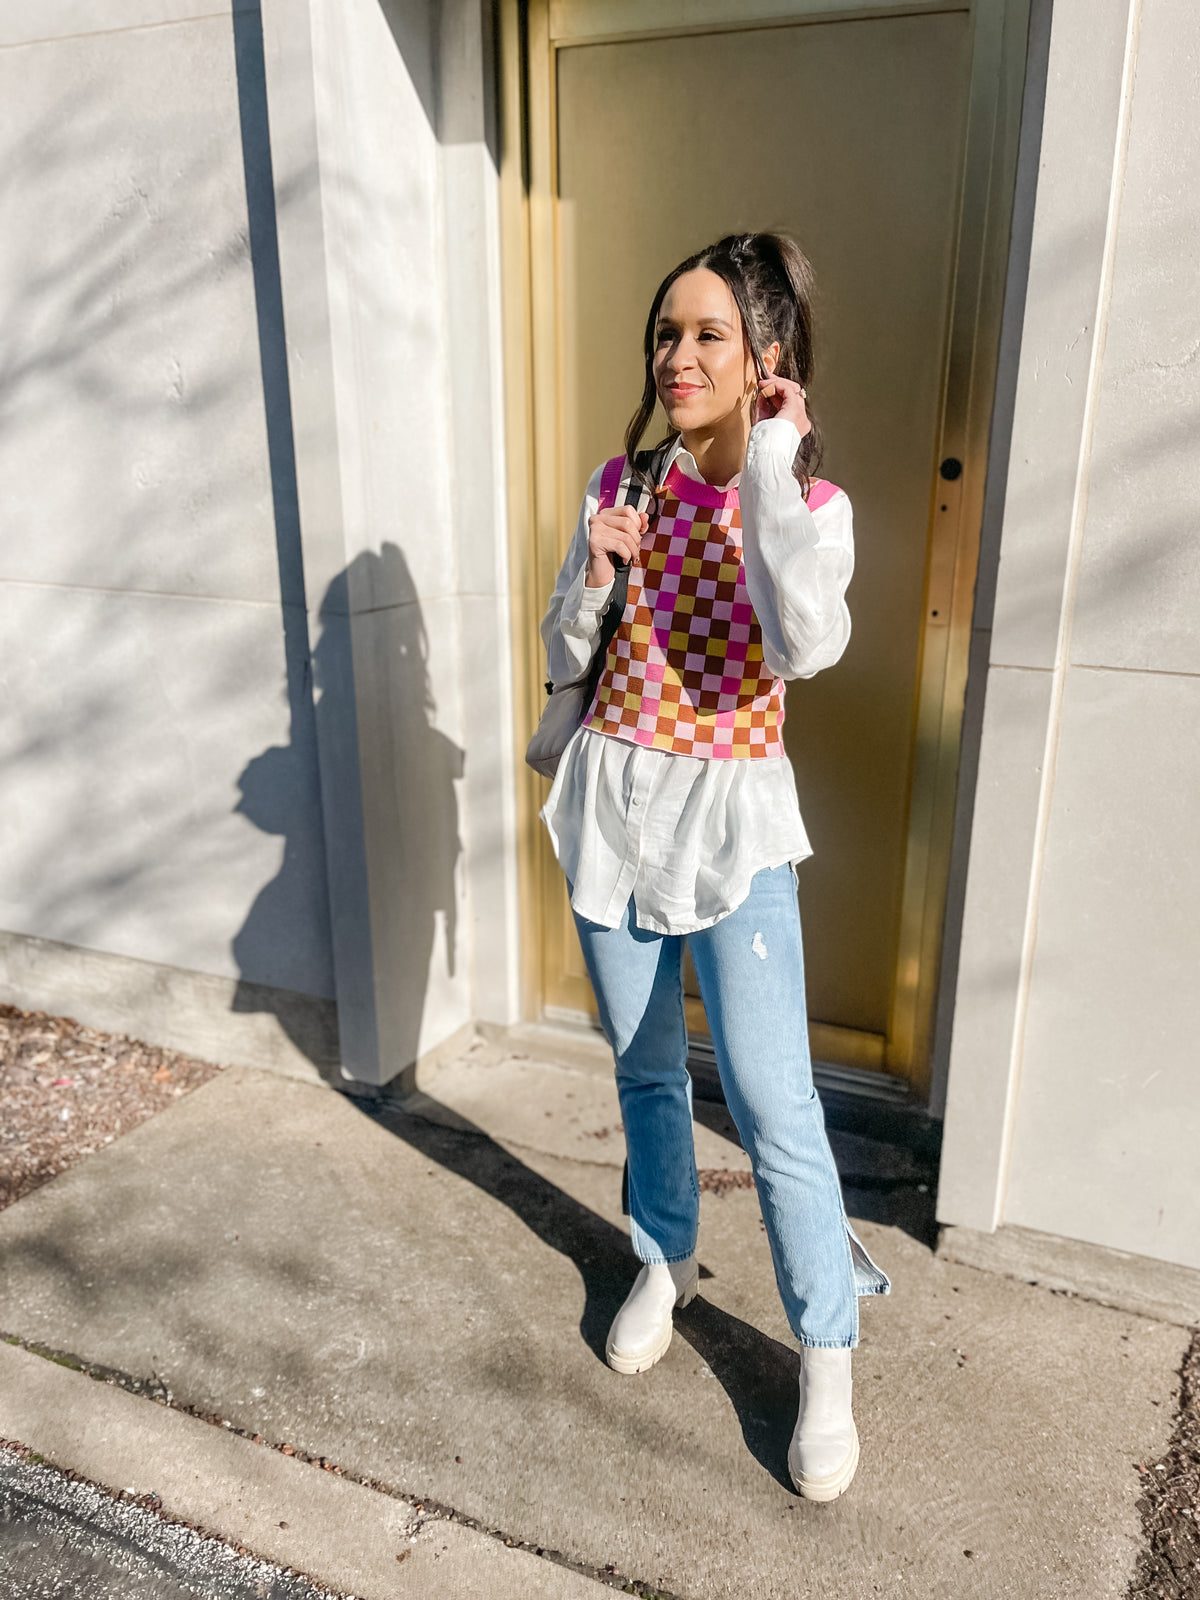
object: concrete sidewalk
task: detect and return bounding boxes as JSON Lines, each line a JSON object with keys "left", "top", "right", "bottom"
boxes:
{"left": 0, "top": 1033, "right": 1188, "bottom": 1599}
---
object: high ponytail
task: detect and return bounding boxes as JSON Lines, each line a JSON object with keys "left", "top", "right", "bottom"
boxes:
{"left": 623, "top": 231, "right": 824, "bottom": 498}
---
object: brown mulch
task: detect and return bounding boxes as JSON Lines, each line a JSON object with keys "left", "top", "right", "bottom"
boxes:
{"left": 0, "top": 1003, "right": 223, "bottom": 1212}
{"left": 1129, "top": 1329, "right": 1200, "bottom": 1598}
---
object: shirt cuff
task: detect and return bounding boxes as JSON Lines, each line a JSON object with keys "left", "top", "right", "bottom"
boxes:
{"left": 746, "top": 415, "right": 803, "bottom": 467}
{"left": 578, "top": 576, "right": 614, "bottom": 608}
{"left": 559, "top": 559, "right": 612, "bottom": 627}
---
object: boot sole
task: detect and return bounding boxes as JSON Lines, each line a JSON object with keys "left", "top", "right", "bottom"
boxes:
{"left": 790, "top": 1421, "right": 860, "bottom": 1502}
{"left": 605, "top": 1275, "right": 699, "bottom": 1375}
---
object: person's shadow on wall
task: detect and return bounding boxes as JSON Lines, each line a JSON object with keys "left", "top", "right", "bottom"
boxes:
{"left": 229, "top": 544, "right": 464, "bottom": 1082}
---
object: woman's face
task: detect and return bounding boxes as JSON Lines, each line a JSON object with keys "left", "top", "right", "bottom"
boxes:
{"left": 652, "top": 268, "right": 773, "bottom": 435}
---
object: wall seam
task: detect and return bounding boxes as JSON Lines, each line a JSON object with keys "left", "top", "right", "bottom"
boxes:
{"left": 0, "top": 11, "right": 249, "bottom": 52}
{"left": 1070, "top": 661, "right": 1200, "bottom": 683}
{"left": 0, "top": 579, "right": 295, "bottom": 609}
{"left": 990, "top": 0, "right": 1145, "bottom": 1229}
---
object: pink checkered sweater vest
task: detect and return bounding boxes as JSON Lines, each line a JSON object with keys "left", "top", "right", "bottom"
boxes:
{"left": 584, "top": 453, "right": 842, "bottom": 758}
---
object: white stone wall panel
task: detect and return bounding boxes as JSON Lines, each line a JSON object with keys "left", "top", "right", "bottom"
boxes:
{"left": 1003, "top": 665, "right": 1200, "bottom": 1269}
{"left": 1069, "top": 4, "right": 1200, "bottom": 676}
{"left": 0, "top": 582, "right": 333, "bottom": 997}
{"left": 0, "top": 9, "right": 335, "bottom": 1010}
{"left": 0, "top": 17, "right": 281, "bottom": 605}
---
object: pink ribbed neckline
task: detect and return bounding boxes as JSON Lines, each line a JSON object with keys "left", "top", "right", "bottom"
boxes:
{"left": 661, "top": 461, "right": 739, "bottom": 509}
{"left": 660, "top": 461, "right": 841, "bottom": 513}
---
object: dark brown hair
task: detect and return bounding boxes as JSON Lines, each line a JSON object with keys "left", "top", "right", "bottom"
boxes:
{"left": 624, "top": 232, "right": 824, "bottom": 497}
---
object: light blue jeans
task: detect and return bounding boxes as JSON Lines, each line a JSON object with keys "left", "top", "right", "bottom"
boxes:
{"left": 572, "top": 864, "right": 891, "bottom": 1348}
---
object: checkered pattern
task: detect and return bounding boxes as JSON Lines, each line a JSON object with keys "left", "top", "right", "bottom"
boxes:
{"left": 584, "top": 460, "right": 785, "bottom": 759}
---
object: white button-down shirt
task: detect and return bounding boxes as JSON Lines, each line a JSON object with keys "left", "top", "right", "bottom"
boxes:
{"left": 539, "top": 416, "right": 854, "bottom": 934}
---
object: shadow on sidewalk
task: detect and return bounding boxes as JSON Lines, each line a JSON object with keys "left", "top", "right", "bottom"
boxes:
{"left": 355, "top": 1096, "right": 800, "bottom": 1492}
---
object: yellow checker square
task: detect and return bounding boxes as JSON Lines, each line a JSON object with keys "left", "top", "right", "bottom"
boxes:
{"left": 645, "top": 548, "right": 668, "bottom": 571}
{"left": 668, "top": 630, "right": 692, "bottom": 652}
{"left": 746, "top": 641, "right": 764, "bottom": 662}
{"left": 717, "top": 561, "right": 740, "bottom": 583}
{"left": 673, "top": 593, "right": 696, "bottom": 615}
{"left": 680, "top": 555, "right": 703, "bottom": 578}
{"left": 627, "top": 622, "right": 652, "bottom": 645}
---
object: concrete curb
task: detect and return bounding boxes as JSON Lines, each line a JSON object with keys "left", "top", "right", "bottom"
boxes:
{"left": 937, "top": 1222, "right": 1200, "bottom": 1328}
{"left": 0, "top": 1340, "right": 607, "bottom": 1600}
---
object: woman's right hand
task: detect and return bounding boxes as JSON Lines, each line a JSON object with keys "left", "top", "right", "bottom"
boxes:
{"left": 586, "top": 505, "right": 647, "bottom": 587}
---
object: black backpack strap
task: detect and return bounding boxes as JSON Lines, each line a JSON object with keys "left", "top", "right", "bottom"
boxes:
{"left": 581, "top": 443, "right": 669, "bottom": 708}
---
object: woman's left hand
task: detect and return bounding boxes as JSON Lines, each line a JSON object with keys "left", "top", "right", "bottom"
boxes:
{"left": 755, "top": 375, "right": 811, "bottom": 437}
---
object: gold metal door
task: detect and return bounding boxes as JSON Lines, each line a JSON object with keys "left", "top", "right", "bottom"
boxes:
{"left": 501, "top": 0, "right": 1031, "bottom": 1101}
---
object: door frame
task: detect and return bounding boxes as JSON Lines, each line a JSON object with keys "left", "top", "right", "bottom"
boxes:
{"left": 498, "top": 0, "right": 1033, "bottom": 1104}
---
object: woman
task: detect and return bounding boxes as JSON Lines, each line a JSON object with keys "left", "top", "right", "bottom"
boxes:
{"left": 539, "top": 232, "right": 890, "bottom": 1501}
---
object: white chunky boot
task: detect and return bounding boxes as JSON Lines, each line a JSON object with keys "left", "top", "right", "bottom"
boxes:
{"left": 605, "top": 1258, "right": 699, "bottom": 1374}
{"left": 787, "top": 1346, "right": 859, "bottom": 1501}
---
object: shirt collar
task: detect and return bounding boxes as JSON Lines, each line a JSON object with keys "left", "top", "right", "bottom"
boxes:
{"left": 662, "top": 434, "right": 742, "bottom": 491}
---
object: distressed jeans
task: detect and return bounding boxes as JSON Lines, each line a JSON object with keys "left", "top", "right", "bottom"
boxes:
{"left": 572, "top": 863, "right": 891, "bottom": 1348}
